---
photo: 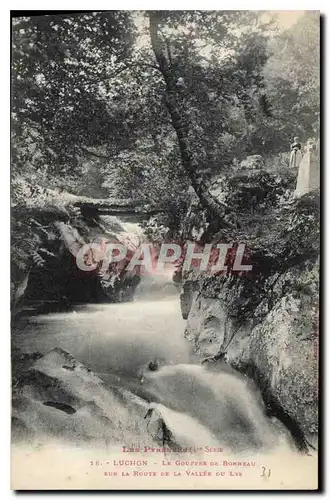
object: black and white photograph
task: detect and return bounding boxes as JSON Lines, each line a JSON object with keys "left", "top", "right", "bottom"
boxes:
{"left": 10, "top": 9, "right": 320, "bottom": 490}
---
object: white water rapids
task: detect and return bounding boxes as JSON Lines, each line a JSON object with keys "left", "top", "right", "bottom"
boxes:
{"left": 12, "top": 272, "right": 294, "bottom": 456}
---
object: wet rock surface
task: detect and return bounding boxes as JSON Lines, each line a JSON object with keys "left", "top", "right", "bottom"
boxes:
{"left": 11, "top": 202, "right": 141, "bottom": 315}
{"left": 12, "top": 348, "right": 155, "bottom": 448}
{"left": 179, "top": 163, "right": 319, "bottom": 448}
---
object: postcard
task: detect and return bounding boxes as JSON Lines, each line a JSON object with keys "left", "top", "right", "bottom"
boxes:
{"left": 11, "top": 9, "right": 320, "bottom": 490}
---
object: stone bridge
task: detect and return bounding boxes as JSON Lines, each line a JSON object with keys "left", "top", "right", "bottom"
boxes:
{"left": 73, "top": 198, "right": 164, "bottom": 222}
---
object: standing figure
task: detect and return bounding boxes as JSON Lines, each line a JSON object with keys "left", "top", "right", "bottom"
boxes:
{"left": 289, "top": 136, "right": 303, "bottom": 168}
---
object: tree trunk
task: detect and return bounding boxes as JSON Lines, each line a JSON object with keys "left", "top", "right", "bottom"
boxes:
{"left": 148, "top": 11, "right": 228, "bottom": 222}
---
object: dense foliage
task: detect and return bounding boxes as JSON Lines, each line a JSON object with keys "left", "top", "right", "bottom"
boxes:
{"left": 12, "top": 10, "right": 320, "bottom": 215}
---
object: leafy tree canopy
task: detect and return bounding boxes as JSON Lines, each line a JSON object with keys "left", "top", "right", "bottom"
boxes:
{"left": 11, "top": 10, "right": 319, "bottom": 215}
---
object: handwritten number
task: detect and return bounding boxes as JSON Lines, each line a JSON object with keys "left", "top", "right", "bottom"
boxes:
{"left": 261, "top": 466, "right": 271, "bottom": 478}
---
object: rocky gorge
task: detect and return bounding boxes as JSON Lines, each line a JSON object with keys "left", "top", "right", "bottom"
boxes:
{"left": 11, "top": 183, "right": 143, "bottom": 316}
{"left": 178, "top": 154, "right": 320, "bottom": 452}
{"left": 11, "top": 152, "right": 319, "bottom": 456}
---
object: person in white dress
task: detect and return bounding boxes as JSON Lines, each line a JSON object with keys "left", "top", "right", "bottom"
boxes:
{"left": 289, "top": 136, "right": 303, "bottom": 169}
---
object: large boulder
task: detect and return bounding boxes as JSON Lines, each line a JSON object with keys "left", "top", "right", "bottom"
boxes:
{"left": 12, "top": 348, "right": 155, "bottom": 448}
{"left": 184, "top": 294, "right": 227, "bottom": 356}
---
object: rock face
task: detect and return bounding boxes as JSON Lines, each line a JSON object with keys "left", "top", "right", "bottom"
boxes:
{"left": 179, "top": 161, "right": 320, "bottom": 449}
{"left": 11, "top": 199, "right": 141, "bottom": 315}
{"left": 180, "top": 282, "right": 196, "bottom": 320}
{"left": 239, "top": 288, "right": 318, "bottom": 440}
{"left": 12, "top": 348, "right": 156, "bottom": 448}
{"left": 184, "top": 294, "right": 227, "bottom": 356}
{"left": 185, "top": 262, "right": 318, "bottom": 444}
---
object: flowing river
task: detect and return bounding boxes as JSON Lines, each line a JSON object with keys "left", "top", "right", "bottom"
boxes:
{"left": 12, "top": 276, "right": 293, "bottom": 456}
{"left": 12, "top": 289, "right": 192, "bottom": 379}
